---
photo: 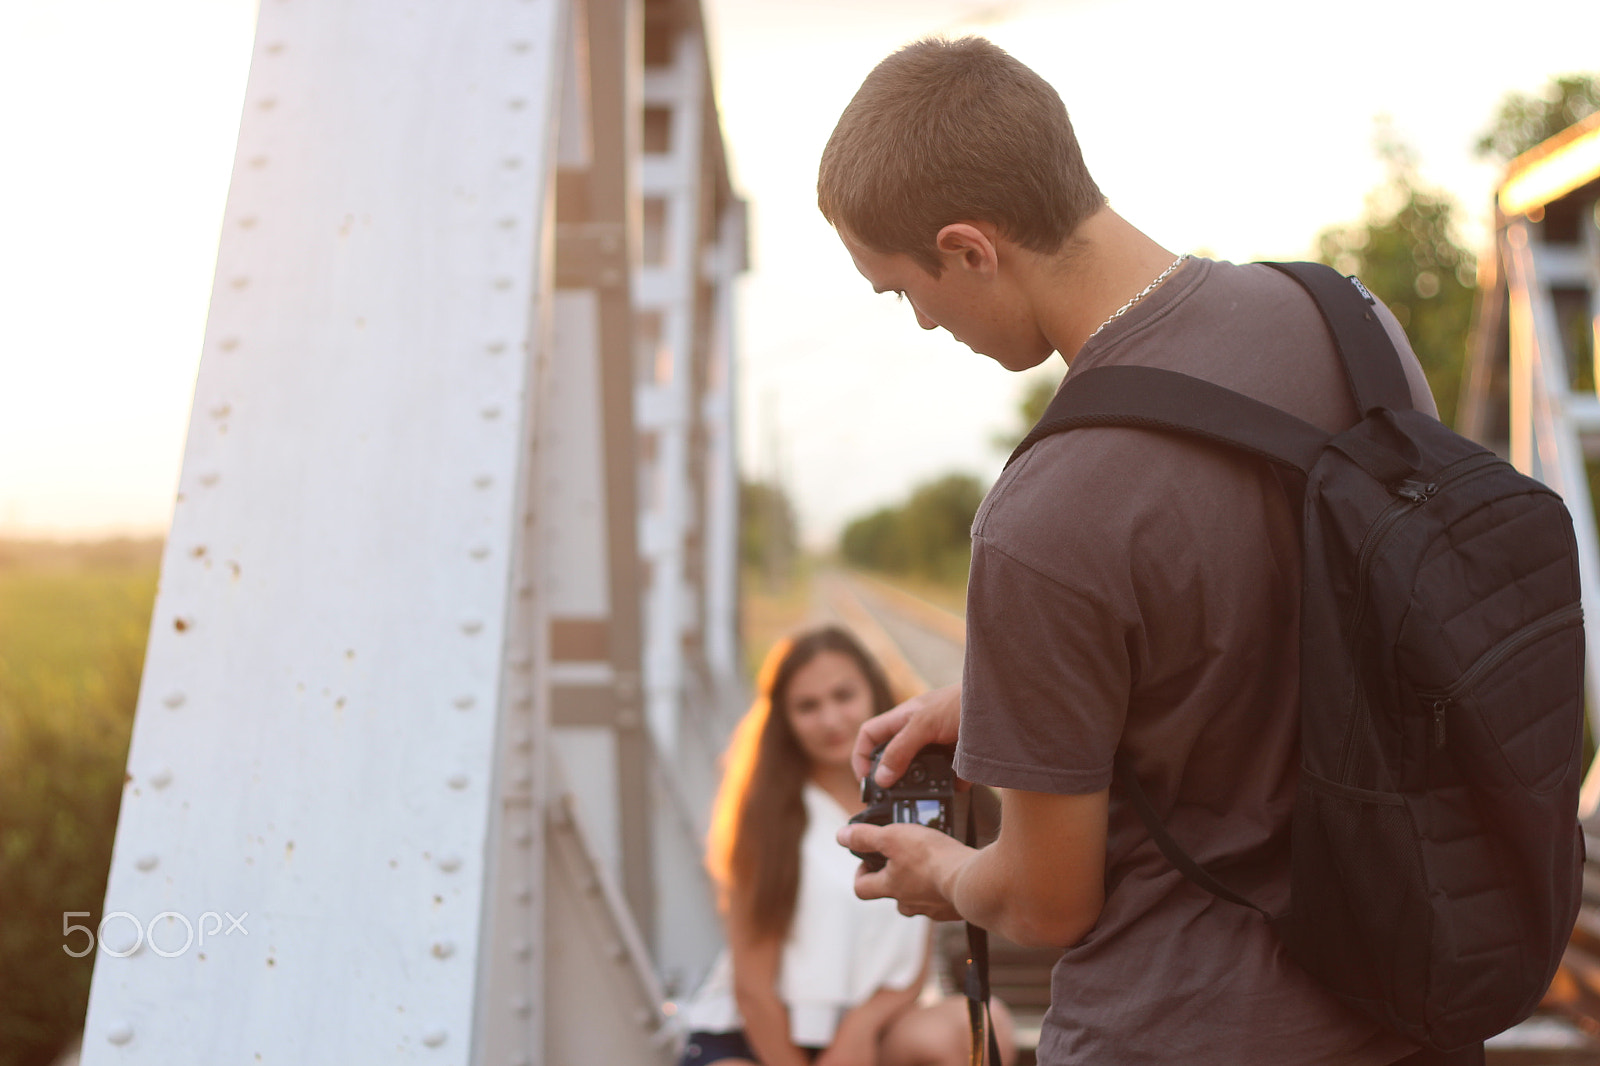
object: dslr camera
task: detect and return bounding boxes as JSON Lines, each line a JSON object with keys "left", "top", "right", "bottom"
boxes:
{"left": 847, "top": 742, "right": 957, "bottom": 871}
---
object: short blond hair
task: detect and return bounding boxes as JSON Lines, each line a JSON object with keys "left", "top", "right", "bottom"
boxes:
{"left": 818, "top": 36, "right": 1104, "bottom": 275}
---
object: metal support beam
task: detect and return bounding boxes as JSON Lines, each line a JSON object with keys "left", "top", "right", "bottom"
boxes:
{"left": 79, "top": 3, "right": 569, "bottom": 1061}
{"left": 1502, "top": 222, "right": 1600, "bottom": 813}
{"left": 559, "top": 0, "right": 656, "bottom": 951}
{"left": 81, "top": 3, "right": 744, "bottom": 1060}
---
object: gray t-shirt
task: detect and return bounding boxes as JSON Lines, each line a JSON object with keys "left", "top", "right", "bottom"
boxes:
{"left": 955, "top": 258, "right": 1434, "bottom": 1065}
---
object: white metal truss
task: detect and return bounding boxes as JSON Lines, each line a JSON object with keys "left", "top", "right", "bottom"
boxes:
{"left": 79, "top": 1, "right": 745, "bottom": 1063}
{"left": 1460, "top": 114, "right": 1600, "bottom": 812}
{"left": 627, "top": 0, "right": 749, "bottom": 1000}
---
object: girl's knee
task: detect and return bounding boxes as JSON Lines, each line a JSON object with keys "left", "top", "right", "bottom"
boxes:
{"left": 879, "top": 998, "right": 972, "bottom": 1066}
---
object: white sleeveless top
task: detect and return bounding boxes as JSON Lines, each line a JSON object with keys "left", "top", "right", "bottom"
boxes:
{"left": 678, "top": 782, "right": 930, "bottom": 1046}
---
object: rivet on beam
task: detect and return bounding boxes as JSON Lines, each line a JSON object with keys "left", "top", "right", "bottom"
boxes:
{"left": 106, "top": 1024, "right": 134, "bottom": 1046}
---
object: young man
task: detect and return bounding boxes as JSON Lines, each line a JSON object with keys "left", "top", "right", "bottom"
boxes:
{"left": 824, "top": 37, "right": 1468, "bottom": 1066}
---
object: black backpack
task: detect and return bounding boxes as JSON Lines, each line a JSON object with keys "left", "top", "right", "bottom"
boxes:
{"left": 1007, "top": 261, "right": 1586, "bottom": 1051}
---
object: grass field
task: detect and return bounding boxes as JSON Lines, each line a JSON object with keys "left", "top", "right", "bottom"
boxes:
{"left": 739, "top": 559, "right": 820, "bottom": 681}
{"left": 0, "top": 544, "right": 828, "bottom": 1062}
{"left": 0, "top": 539, "right": 160, "bottom": 1066}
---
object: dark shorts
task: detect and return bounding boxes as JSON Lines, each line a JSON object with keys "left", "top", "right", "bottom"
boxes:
{"left": 678, "top": 1030, "right": 822, "bottom": 1065}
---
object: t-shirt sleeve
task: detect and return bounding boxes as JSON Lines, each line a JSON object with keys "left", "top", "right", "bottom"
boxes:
{"left": 954, "top": 529, "right": 1135, "bottom": 795}
{"left": 1374, "top": 300, "right": 1441, "bottom": 419}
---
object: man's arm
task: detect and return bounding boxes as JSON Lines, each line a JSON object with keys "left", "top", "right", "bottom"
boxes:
{"left": 838, "top": 785, "right": 1107, "bottom": 948}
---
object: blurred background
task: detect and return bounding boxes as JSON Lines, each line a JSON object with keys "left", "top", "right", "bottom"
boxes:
{"left": 2, "top": 0, "right": 1598, "bottom": 1062}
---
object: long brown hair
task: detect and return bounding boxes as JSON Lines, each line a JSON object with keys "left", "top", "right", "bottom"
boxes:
{"left": 706, "top": 626, "right": 895, "bottom": 942}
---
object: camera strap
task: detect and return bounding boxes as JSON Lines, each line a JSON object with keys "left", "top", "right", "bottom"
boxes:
{"left": 962, "top": 799, "right": 1003, "bottom": 1066}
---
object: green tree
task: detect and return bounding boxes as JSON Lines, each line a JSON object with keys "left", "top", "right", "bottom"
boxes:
{"left": 900, "top": 474, "right": 986, "bottom": 580}
{"left": 739, "top": 478, "right": 798, "bottom": 584}
{"left": 1016, "top": 376, "right": 1057, "bottom": 428}
{"left": 1315, "top": 126, "right": 1476, "bottom": 425}
{"left": 1475, "top": 74, "right": 1600, "bottom": 162}
{"left": 991, "top": 372, "right": 1063, "bottom": 454}
{"left": 839, "top": 473, "right": 985, "bottom": 583}
{"left": 840, "top": 506, "right": 908, "bottom": 574}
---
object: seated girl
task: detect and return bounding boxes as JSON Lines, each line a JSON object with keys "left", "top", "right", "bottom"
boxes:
{"left": 676, "top": 625, "right": 1011, "bottom": 1066}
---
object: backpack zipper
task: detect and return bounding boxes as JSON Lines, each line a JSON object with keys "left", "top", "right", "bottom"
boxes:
{"left": 1337, "top": 452, "right": 1504, "bottom": 780}
{"left": 1416, "top": 603, "right": 1583, "bottom": 749}
{"left": 1344, "top": 453, "right": 1503, "bottom": 642}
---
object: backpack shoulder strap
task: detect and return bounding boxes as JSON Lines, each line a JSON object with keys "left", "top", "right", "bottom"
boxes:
{"left": 1005, "top": 364, "right": 1329, "bottom": 473}
{"left": 1264, "top": 261, "right": 1413, "bottom": 415}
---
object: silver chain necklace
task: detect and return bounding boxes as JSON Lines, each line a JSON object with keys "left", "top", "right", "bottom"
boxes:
{"left": 1089, "top": 253, "right": 1190, "bottom": 339}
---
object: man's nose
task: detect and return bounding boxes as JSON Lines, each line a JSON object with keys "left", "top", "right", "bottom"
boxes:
{"left": 912, "top": 304, "right": 936, "bottom": 330}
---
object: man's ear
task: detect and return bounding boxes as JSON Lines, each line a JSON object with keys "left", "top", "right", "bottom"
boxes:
{"left": 934, "top": 222, "right": 998, "bottom": 277}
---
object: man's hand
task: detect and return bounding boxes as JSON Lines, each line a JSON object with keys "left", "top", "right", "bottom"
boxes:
{"left": 851, "top": 681, "right": 962, "bottom": 787}
{"left": 835, "top": 821, "right": 970, "bottom": 922}
{"left": 840, "top": 787, "right": 1110, "bottom": 949}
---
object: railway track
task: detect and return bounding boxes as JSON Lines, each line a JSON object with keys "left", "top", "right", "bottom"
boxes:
{"left": 816, "top": 569, "right": 965, "bottom": 696}
{"left": 816, "top": 567, "right": 1600, "bottom": 1065}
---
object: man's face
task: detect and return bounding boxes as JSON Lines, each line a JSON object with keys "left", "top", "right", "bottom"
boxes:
{"left": 837, "top": 225, "right": 1052, "bottom": 372}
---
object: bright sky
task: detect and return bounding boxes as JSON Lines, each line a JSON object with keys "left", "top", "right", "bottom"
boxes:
{"left": 2, "top": 0, "right": 1597, "bottom": 543}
